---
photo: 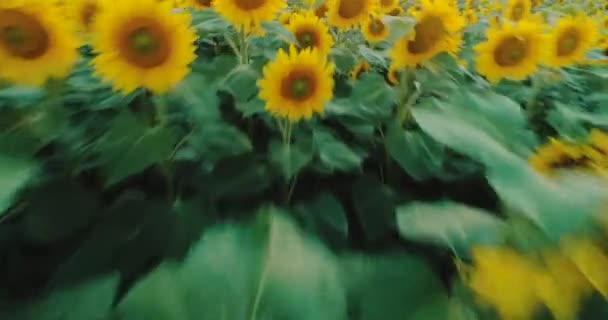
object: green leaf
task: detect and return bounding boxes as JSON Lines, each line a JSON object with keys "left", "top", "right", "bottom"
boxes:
{"left": 0, "top": 155, "right": 37, "bottom": 215}
{"left": 207, "top": 154, "right": 273, "bottom": 201}
{"left": 384, "top": 125, "right": 445, "bottom": 181}
{"left": 382, "top": 16, "right": 416, "bottom": 44}
{"left": 294, "top": 192, "right": 349, "bottom": 248}
{"left": 189, "top": 123, "right": 252, "bottom": 162}
{"left": 118, "top": 264, "right": 188, "bottom": 320}
{"left": 268, "top": 138, "right": 314, "bottom": 179}
{"left": 7, "top": 274, "right": 118, "bottom": 320}
{"left": 176, "top": 207, "right": 346, "bottom": 319}
{"left": 20, "top": 179, "right": 100, "bottom": 243}
{"left": 330, "top": 46, "right": 357, "bottom": 74}
{"left": 262, "top": 21, "right": 296, "bottom": 43}
{"left": 352, "top": 175, "right": 395, "bottom": 243}
{"left": 0, "top": 86, "right": 44, "bottom": 104}
{"left": 340, "top": 254, "right": 447, "bottom": 320}
{"left": 171, "top": 72, "right": 221, "bottom": 124}
{"left": 396, "top": 201, "right": 505, "bottom": 253}
{"left": 220, "top": 64, "right": 260, "bottom": 103}
{"left": 95, "top": 112, "right": 177, "bottom": 187}
{"left": 357, "top": 45, "right": 386, "bottom": 68}
{"left": 313, "top": 128, "right": 363, "bottom": 172}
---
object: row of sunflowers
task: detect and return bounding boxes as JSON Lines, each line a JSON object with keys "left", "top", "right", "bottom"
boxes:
{"left": 1, "top": 0, "right": 608, "bottom": 319}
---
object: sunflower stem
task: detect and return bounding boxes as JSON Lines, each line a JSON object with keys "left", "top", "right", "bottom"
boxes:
{"left": 239, "top": 25, "right": 249, "bottom": 65}
{"left": 395, "top": 68, "right": 417, "bottom": 126}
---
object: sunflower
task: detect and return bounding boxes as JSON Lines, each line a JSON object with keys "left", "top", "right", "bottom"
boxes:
{"left": 214, "top": 0, "right": 286, "bottom": 32}
{"left": 463, "top": 8, "right": 478, "bottom": 25}
{"left": 601, "top": 16, "right": 608, "bottom": 31}
{"left": 350, "top": 59, "right": 371, "bottom": 79}
{"left": 503, "top": 0, "right": 531, "bottom": 22}
{"left": 379, "top": 0, "right": 399, "bottom": 13}
{"left": 258, "top": 46, "right": 335, "bottom": 122}
{"left": 361, "top": 14, "right": 389, "bottom": 44}
{"left": 528, "top": 138, "right": 597, "bottom": 174}
{"left": 389, "top": 0, "right": 464, "bottom": 68}
{"left": 326, "top": 0, "right": 378, "bottom": 30}
{"left": 185, "top": 0, "right": 213, "bottom": 9}
{"left": 314, "top": 1, "right": 329, "bottom": 18}
{"left": 474, "top": 19, "right": 546, "bottom": 83}
{"left": 63, "top": 0, "right": 103, "bottom": 37}
{"left": 0, "top": 0, "right": 79, "bottom": 86}
{"left": 287, "top": 11, "right": 334, "bottom": 56}
{"left": 387, "top": 64, "right": 401, "bottom": 85}
{"left": 91, "top": 0, "right": 197, "bottom": 94}
{"left": 388, "top": 6, "right": 404, "bottom": 16}
{"left": 546, "top": 14, "right": 599, "bottom": 68}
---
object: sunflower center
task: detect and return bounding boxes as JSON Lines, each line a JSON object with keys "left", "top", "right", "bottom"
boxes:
{"left": 338, "top": 0, "right": 365, "bottom": 19}
{"left": 281, "top": 70, "right": 316, "bottom": 101}
{"left": 493, "top": 36, "right": 528, "bottom": 67}
{"left": 370, "top": 19, "right": 385, "bottom": 35}
{"left": 234, "top": 0, "right": 266, "bottom": 10}
{"left": 407, "top": 15, "right": 445, "bottom": 54}
{"left": 296, "top": 30, "right": 317, "bottom": 48}
{"left": 0, "top": 10, "right": 49, "bottom": 59}
{"left": 81, "top": 2, "right": 98, "bottom": 29}
{"left": 557, "top": 29, "right": 579, "bottom": 56}
{"left": 380, "top": 0, "right": 394, "bottom": 7}
{"left": 511, "top": 2, "right": 525, "bottom": 21}
{"left": 315, "top": 3, "right": 328, "bottom": 18}
{"left": 197, "top": 0, "right": 213, "bottom": 5}
{"left": 120, "top": 18, "right": 170, "bottom": 69}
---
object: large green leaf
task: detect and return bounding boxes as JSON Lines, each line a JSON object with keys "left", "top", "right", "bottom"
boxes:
{"left": 20, "top": 179, "right": 100, "bottom": 244}
{"left": 384, "top": 125, "right": 445, "bottom": 181}
{"left": 118, "top": 207, "right": 346, "bottom": 320}
{"left": 352, "top": 175, "right": 395, "bottom": 243}
{"left": 188, "top": 123, "right": 253, "bottom": 162}
{"left": 396, "top": 201, "right": 506, "bottom": 253}
{"left": 207, "top": 154, "right": 273, "bottom": 201}
{"left": 0, "top": 155, "right": 37, "bottom": 215}
{"left": 220, "top": 64, "right": 261, "bottom": 103}
{"left": 5, "top": 274, "right": 118, "bottom": 320}
{"left": 340, "top": 254, "right": 447, "bottom": 320}
{"left": 95, "top": 111, "right": 177, "bottom": 187}
{"left": 294, "top": 192, "right": 349, "bottom": 248}
{"left": 413, "top": 107, "right": 606, "bottom": 240}
{"left": 313, "top": 128, "right": 363, "bottom": 172}
{"left": 268, "top": 138, "right": 314, "bottom": 179}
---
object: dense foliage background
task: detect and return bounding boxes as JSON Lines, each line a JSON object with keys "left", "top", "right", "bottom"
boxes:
{"left": 1, "top": 0, "right": 608, "bottom": 319}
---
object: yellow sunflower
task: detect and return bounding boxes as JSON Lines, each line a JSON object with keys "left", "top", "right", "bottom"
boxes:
{"left": 503, "top": 0, "right": 531, "bottom": 22}
{"left": 389, "top": 0, "right": 464, "bottom": 68}
{"left": 387, "top": 64, "right": 401, "bottom": 86}
{"left": 185, "top": 0, "right": 213, "bottom": 9}
{"left": 91, "top": 0, "right": 197, "bottom": 94}
{"left": 361, "top": 14, "right": 389, "bottom": 44}
{"left": 546, "top": 14, "right": 599, "bottom": 68}
{"left": 387, "top": 6, "right": 404, "bottom": 16}
{"left": 463, "top": 8, "right": 478, "bottom": 25}
{"left": 287, "top": 11, "right": 334, "bottom": 56}
{"left": 258, "top": 46, "right": 335, "bottom": 122}
{"left": 0, "top": 0, "right": 79, "bottom": 86}
{"left": 63, "top": 0, "right": 103, "bottom": 37}
{"left": 326, "top": 0, "right": 378, "bottom": 30}
{"left": 601, "top": 16, "right": 608, "bottom": 31}
{"left": 379, "top": 0, "right": 399, "bottom": 13}
{"left": 214, "top": 0, "right": 286, "bottom": 31}
{"left": 474, "top": 19, "right": 547, "bottom": 83}
{"left": 350, "top": 59, "right": 371, "bottom": 79}
{"left": 314, "top": 1, "right": 329, "bottom": 18}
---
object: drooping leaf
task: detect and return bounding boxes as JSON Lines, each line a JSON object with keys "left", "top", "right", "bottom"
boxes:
{"left": 352, "top": 175, "right": 395, "bottom": 243}
{"left": 6, "top": 274, "right": 118, "bottom": 320}
{"left": 268, "top": 138, "right": 314, "bottom": 179}
{"left": 313, "top": 128, "right": 363, "bottom": 172}
{"left": 0, "top": 155, "right": 37, "bottom": 215}
{"left": 220, "top": 64, "right": 260, "bottom": 103}
{"left": 95, "top": 111, "right": 177, "bottom": 187}
{"left": 340, "top": 254, "right": 447, "bottom": 320}
{"left": 207, "top": 154, "right": 274, "bottom": 201}
{"left": 396, "top": 201, "right": 505, "bottom": 253}
{"left": 188, "top": 123, "right": 253, "bottom": 162}
{"left": 294, "top": 192, "right": 349, "bottom": 248}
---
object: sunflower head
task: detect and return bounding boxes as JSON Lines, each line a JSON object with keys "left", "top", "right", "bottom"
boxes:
{"left": 258, "top": 46, "right": 335, "bottom": 122}
{"left": 463, "top": 8, "right": 478, "bottom": 25}
{"left": 474, "top": 19, "right": 547, "bottom": 83}
{"left": 314, "top": 1, "right": 329, "bottom": 18}
{"left": 326, "top": 0, "right": 378, "bottom": 30}
{"left": 387, "top": 65, "right": 401, "bottom": 86}
{"left": 390, "top": 0, "right": 464, "bottom": 68}
{"left": 186, "top": 0, "right": 213, "bottom": 9}
{"left": 388, "top": 6, "right": 404, "bottom": 16}
{"left": 214, "top": 0, "right": 286, "bottom": 32}
{"left": 504, "top": 0, "right": 531, "bottom": 22}
{"left": 362, "top": 14, "right": 389, "bottom": 44}
{"left": 546, "top": 14, "right": 599, "bottom": 68}
{"left": 379, "top": 0, "right": 399, "bottom": 13}
{"left": 287, "top": 11, "right": 334, "bottom": 56}
{"left": 91, "top": 0, "right": 197, "bottom": 94}
{"left": 0, "top": 0, "right": 79, "bottom": 85}
{"left": 63, "top": 0, "right": 102, "bottom": 37}
{"left": 350, "top": 59, "right": 371, "bottom": 79}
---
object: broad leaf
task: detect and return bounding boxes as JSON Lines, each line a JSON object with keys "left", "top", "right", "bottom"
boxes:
{"left": 313, "top": 128, "right": 363, "bottom": 172}
{"left": 396, "top": 201, "right": 505, "bottom": 253}
{"left": 0, "top": 155, "right": 37, "bottom": 215}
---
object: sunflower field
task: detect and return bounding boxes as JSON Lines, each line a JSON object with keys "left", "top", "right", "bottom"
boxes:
{"left": 1, "top": 0, "right": 608, "bottom": 318}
